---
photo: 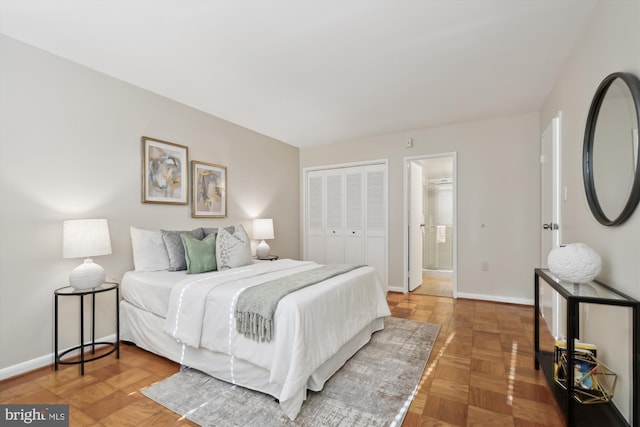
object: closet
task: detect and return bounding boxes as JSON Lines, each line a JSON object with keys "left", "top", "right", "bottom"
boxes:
{"left": 304, "top": 161, "right": 388, "bottom": 289}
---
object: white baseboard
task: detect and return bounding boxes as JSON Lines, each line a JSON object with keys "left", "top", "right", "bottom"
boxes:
{"left": 386, "top": 286, "right": 533, "bottom": 307}
{"left": 456, "top": 292, "right": 533, "bottom": 306}
{"left": 0, "top": 333, "right": 117, "bottom": 381}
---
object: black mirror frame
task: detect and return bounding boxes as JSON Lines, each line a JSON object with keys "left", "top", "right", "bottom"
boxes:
{"left": 583, "top": 71, "right": 640, "bottom": 226}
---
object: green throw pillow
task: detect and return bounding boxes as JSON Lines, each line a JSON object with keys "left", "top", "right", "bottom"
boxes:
{"left": 181, "top": 233, "right": 217, "bottom": 274}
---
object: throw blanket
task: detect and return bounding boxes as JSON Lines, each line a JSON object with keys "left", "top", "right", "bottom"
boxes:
{"left": 235, "top": 264, "right": 363, "bottom": 342}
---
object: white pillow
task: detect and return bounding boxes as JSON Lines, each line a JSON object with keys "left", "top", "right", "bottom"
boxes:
{"left": 130, "top": 226, "right": 170, "bottom": 271}
{"left": 216, "top": 225, "right": 252, "bottom": 270}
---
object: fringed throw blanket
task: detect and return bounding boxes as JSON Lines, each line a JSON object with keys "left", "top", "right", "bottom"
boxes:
{"left": 235, "top": 264, "right": 363, "bottom": 342}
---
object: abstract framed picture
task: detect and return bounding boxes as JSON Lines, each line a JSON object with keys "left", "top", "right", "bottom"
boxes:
{"left": 141, "top": 136, "right": 189, "bottom": 204}
{"left": 192, "top": 161, "right": 227, "bottom": 218}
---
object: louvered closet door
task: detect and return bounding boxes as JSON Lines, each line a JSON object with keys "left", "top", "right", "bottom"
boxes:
{"left": 364, "top": 164, "right": 387, "bottom": 287}
{"left": 304, "top": 163, "right": 388, "bottom": 289}
{"left": 344, "top": 167, "right": 365, "bottom": 265}
{"left": 324, "top": 169, "right": 345, "bottom": 264}
{"left": 306, "top": 170, "right": 325, "bottom": 264}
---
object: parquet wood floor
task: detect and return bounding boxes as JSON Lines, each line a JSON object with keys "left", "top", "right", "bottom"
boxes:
{"left": 386, "top": 293, "right": 565, "bottom": 427}
{"left": 411, "top": 274, "right": 453, "bottom": 297}
{"left": 0, "top": 294, "right": 565, "bottom": 426}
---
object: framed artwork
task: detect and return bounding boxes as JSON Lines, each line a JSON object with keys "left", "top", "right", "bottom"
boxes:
{"left": 192, "top": 161, "right": 227, "bottom": 218}
{"left": 142, "top": 137, "right": 189, "bottom": 204}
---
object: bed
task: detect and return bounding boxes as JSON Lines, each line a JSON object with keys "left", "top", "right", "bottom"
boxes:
{"left": 120, "top": 226, "right": 390, "bottom": 420}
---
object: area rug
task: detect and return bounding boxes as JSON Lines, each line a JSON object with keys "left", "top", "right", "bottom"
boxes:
{"left": 142, "top": 317, "right": 439, "bottom": 427}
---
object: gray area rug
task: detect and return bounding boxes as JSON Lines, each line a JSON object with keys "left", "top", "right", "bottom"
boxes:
{"left": 142, "top": 317, "right": 440, "bottom": 427}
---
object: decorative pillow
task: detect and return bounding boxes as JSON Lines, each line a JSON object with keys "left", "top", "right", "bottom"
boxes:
{"left": 202, "top": 226, "right": 236, "bottom": 237}
{"left": 181, "top": 233, "right": 217, "bottom": 274}
{"left": 161, "top": 228, "right": 205, "bottom": 271}
{"left": 130, "top": 226, "right": 170, "bottom": 271}
{"left": 216, "top": 225, "right": 252, "bottom": 270}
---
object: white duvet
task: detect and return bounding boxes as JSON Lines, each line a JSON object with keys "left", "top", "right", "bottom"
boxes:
{"left": 163, "top": 259, "right": 391, "bottom": 420}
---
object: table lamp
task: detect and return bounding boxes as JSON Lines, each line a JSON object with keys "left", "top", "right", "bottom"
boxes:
{"left": 63, "top": 219, "right": 112, "bottom": 289}
{"left": 253, "top": 218, "right": 274, "bottom": 259}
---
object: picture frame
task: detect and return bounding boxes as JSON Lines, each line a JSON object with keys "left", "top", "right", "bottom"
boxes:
{"left": 141, "top": 137, "right": 189, "bottom": 204}
{"left": 192, "top": 161, "right": 227, "bottom": 218}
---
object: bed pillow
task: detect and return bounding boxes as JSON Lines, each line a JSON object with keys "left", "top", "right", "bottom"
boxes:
{"left": 130, "top": 227, "right": 170, "bottom": 271}
{"left": 202, "top": 225, "right": 236, "bottom": 237}
{"left": 181, "top": 233, "right": 217, "bottom": 274}
{"left": 161, "top": 228, "right": 205, "bottom": 271}
{"left": 216, "top": 225, "right": 252, "bottom": 270}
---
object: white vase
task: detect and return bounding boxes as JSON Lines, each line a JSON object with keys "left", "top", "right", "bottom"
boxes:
{"left": 547, "top": 243, "right": 602, "bottom": 283}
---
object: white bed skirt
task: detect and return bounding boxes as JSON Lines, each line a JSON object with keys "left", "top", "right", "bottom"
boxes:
{"left": 120, "top": 300, "right": 385, "bottom": 418}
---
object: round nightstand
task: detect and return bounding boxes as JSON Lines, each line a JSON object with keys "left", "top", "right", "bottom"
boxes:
{"left": 54, "top": 282, "right": 120, "bottom": 375}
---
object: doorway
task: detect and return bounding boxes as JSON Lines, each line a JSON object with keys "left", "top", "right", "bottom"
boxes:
{"left": 404, "top": 153, "right": 457, "bottom": 297}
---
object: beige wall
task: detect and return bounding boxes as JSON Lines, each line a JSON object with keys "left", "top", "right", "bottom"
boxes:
{"left": 540, "top": 1, "right": 640, "bottom": 422}
{"left": 0, "top": 36, "right": 300, "bottom": 375}
{"left": 541, "top": 1, "right": 640, "bottom": 296}
{"left": 300, "top": 112, "right": 541, "bottom": 302}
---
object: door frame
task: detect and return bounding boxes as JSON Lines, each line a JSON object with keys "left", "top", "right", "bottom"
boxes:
{"left": 403, "top": 152, "right": 458, "bottom": 296}
{"left": 408, "top": 161, "right": 423, "bottom": 291}
{"left": 540, "top": 112, "right": 564, "bottom": 338}
{"left": 540, "top": 113, "right": 563, "bottom": 266}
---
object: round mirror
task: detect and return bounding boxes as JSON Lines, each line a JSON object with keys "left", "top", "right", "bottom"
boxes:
{"left": 583, "top": 72, "right": 640, "bottom": 226}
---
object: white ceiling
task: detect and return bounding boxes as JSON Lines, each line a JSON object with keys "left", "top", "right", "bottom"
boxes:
{"left": 0, "top": 1, "right": 598, "bottom": 147}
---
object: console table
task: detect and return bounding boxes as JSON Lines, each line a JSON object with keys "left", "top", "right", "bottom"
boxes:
{"left": 534, "top": 269, "right": 638, "bottom": 427}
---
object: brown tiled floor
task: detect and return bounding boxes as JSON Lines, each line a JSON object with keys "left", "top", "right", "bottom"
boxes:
{"left": 386, "top": 293, "right": 565, "bottom": 426}
{"left": 1, "top": 293, "right": 564, "bottom": 426}
{"left": 411, "top": 274, "right": 453, "bottom": 297}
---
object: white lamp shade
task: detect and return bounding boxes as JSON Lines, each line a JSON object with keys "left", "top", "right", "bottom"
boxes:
{"left": 63, "top": 219, "right": 112, "bottom": 259}
{"left": 253, "top": 218, "right": 274, "bottom": 240}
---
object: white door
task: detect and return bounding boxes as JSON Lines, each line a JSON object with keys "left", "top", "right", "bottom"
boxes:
{"left": 345, "top": 167, "right": 365, "bottom": 265}
{"left": 305, "top": 170, "right": 325, "bottom": 263}
{"left": 540, "top": 114, "right": 564, "bottom": 338}
{"left": 540, "top": 116, "right": 562, "bottom": 265}
{"left": 408, "top": 162, "right": 423, "bottom": 291}
{"left": 364, "top": 164, "right": 388, "bottom": 289}
{"left": 304, "top": 162, "right": 389, "bottom": 290}
{"left": 325, "top": 169, "right": 345, "bottom": 264}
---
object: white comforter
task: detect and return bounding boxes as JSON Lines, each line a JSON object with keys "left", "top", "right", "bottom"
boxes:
{"left": 163, "top": 259, "right": 390, "bottom": 419}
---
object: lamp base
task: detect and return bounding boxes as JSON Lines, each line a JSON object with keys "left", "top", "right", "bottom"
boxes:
{"left": 69, "top": 258, "right": 106, "bottom": 289}
{"left": 256, "top": 240, "right": 271, "bottom": 259}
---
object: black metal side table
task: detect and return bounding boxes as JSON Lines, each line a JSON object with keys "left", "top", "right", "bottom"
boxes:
{"left": 54, "top": 282, "right": 119, "bottom": 375}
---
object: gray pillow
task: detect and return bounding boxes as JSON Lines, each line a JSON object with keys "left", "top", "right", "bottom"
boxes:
{"left": 161, "top": 228, "right": 205, "bottom": 271}
{"left": 216, "top": 225, "right": 252, "bottom": 270}
{"left": 202, "top": 226, "right": 235, "bottom": 237}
